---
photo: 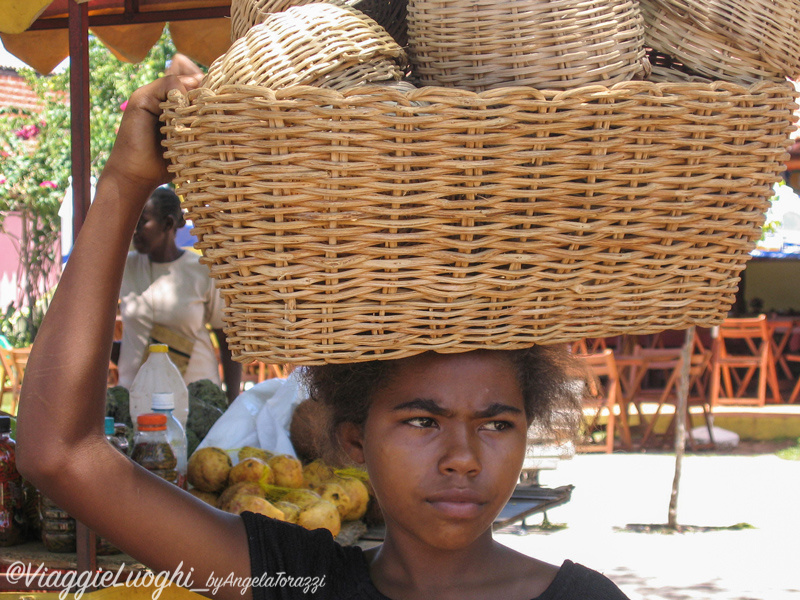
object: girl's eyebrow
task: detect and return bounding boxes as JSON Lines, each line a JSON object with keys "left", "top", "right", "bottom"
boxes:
{"left": 391, "top": 399, "right": 522, "bottom": 418}
{"left": 475, "top": 403, "right": 523, "bottom": 419}
{"left": 392, "top": 398, "right": 449, "bottom": 415}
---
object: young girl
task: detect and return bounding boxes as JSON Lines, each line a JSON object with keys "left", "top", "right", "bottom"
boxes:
{"left": 16, "top": 75, "right": 629, "bottom": 600}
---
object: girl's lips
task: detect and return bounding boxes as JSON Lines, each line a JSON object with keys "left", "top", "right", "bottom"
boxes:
{"left": 427, "top": 500, "right": 485, "bottom": 519}
{"left": 426, "top": 489, "right": 487, "bottom": 519}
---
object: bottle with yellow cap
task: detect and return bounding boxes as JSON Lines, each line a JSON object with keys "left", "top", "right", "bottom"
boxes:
{"left": 129, "top": 344, "right": 189, "bottom": 433}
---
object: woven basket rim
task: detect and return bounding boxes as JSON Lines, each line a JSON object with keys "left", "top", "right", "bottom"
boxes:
{"left": 165, "top": 77, "right": 796, "bottom": 104}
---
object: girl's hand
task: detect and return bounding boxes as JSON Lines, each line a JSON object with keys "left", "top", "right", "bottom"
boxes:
{"left": 104, "top": 74, "right": 202, "bottom": 194}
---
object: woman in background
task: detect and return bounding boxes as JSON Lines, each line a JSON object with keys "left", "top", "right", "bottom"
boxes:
{"left": 118, "top": 186, "right": 241, "bottom": 403}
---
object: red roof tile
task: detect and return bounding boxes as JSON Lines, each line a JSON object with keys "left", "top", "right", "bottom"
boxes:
{"left": 0, "top": 71, "right": 41, "bottom": 112}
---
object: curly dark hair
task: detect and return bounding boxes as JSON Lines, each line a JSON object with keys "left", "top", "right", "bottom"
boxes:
{"left": 299, "top": 345, "right": 584, "bottom": 441}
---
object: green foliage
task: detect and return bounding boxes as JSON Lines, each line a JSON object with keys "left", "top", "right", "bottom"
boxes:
{"left": 187, "top": 379, "right": 227, "bottom": 455}
{"left": 0, "top": 106, "right": 63, "bottom": 345}
{"left": 0, "top": 30, "right": 178, "bottom": 345}
{"left": 776, "top": 438, "right": 800, "bottom": 461}
{"left": 760, "top": 182, "right": 785, "bottom": 242}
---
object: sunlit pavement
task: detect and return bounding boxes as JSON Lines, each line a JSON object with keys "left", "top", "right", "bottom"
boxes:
{"left": 495, "top": 450, "right": 800, "bottom": 600}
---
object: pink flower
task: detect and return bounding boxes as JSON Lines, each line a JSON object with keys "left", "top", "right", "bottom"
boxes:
{"left": 14, "top": 124, "right": 40, "bottom": 140}
{"left": 120, "top": 100, "right": 128, "bottom": 112}
{"left": 39, "top": 181, "right": 57, "bottom": 189}
{"left": 0, "top": 178, "right": 6, "bottom": 185}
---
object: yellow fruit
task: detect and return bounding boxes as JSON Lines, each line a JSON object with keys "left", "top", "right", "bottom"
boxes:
{"left": 313, "top": 482, "right": 350, "bottom": 518}
{"left": 227, "top": 495, "right": 284, "bottom": 520}
{"left": 303, "top": 459, "right": 336, "bottom": 488}
{"left": 217, "top": 481, "right": 264, "bottom": 512}
{"left": 336, "top": 476, "right": 370, "bottom": 521}
{"left": 187, "top": 447, "right": 232, "bottom": 492}
{"left": 238, "top": 446, "right": 274, "bottom": 463}
{"left": 228, "top": 458, "right": 274, "bottom": 487}
{"left": 274, "top": 501, "right": 301, "bottom": 524}
{"left": 187, "top": 488, "right": 219, "bottom": 507}
{"left": 282, "top": 489, "right": 322, "bottom": 510}
{"left": 298, "top": 500, "right": 341, "bottom": 537}
{"left": 269, "top": 454, "right": 304, "bottom": 488}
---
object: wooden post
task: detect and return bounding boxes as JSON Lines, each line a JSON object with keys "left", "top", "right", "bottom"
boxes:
{"left": 68, "top": 0, "right": 91, "bottom": 247}
{"left": 667, "top": 325, "right": 695, "bottom": 530}
{"left": 69, "top": 0, "right": 98, "bottom": 579}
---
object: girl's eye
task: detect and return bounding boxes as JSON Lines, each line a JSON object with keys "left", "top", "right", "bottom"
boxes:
{"left": 405, "top": 417, "right": 437, "bottom": 428}
{"left": 481, "top": 420, "right": 513, "bottom": 432}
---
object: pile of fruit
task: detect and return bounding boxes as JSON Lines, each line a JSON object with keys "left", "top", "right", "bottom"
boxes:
{"left": 186, "top": 446, "right": 371, "bottom": 537}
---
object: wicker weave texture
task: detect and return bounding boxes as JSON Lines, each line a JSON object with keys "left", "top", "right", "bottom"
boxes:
{"left": 657, "top": 0, "right": 800, "bottom": 80}
{"left": 407, "top": 0, "right": 647, "bottom": 91}
{"left": 231, "top": 0, "right": 354, "bottom": 40}
{"left": 161, "top": 80, "right": 797, "bottom": 364}
{"left": 231, "top": 0, "right": 408, "bottom": 48}
{"left": 204, "top": 3, "right": 406, "bottom": 91}
{"left": 640, "top": 0, "right": 800, "bottom": 84}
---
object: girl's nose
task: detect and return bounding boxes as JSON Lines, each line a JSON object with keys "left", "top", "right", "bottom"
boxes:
{"left": 438, "top": 426, "right": 481, "bottom": 477}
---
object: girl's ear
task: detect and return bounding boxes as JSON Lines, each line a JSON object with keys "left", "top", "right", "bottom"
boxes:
{"left": 336, "top": 422, "right": 365, "bottom": 465}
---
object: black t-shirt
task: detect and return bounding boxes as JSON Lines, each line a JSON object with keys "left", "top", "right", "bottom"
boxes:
{"left": 240, "top": 512, "right": 629, "bottom": 600}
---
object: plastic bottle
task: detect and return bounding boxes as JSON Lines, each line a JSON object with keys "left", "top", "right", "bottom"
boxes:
{"left": 39, "top": 494, "right": 75, "bottom": 553}
{"left": 105, "top": 416, "right": 128, "bottom": 454}
{"left": 151, "top": 392, "right": 188, "bottom": 489}
{"left": 113, "top": 422, "right": 130, "bottom": 456}
{"left": 130, "top": 344, "right": 189, "bottom": 432}
{"left": 0, "top": 415, "right": 25, "bottom": 546}
{"left": 131, "top": 413, "right": 179, "bottom": 486}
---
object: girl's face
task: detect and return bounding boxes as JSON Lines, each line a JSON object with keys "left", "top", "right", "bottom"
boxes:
{"left": 342, "top": 351, "right": 528, "bottom": 551}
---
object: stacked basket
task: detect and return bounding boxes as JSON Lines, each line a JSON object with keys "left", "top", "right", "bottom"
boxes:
{"left": 161, "top": 0, "right": 799, "bottom": 365}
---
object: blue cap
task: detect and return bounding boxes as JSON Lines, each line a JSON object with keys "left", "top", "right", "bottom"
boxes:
{"left": 105, "top": 416, "right": 115, "bottom": 436}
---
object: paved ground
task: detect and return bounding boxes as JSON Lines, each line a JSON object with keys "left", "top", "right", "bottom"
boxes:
{"left": 495, "top": 442, "right": 800, "bottom": 600}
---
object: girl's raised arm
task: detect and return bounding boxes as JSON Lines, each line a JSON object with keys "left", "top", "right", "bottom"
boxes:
{"left": 16, "top": 76, "right": 252, "bottom": 599}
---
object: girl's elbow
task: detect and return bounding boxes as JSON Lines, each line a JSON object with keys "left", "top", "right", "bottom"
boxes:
{"left": 15, "top": 440, "right": 62, "bottom": 489}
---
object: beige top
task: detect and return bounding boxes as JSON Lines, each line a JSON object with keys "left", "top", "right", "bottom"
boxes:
{"left": 118, "top": 251, "right": 225, "bottom": 388}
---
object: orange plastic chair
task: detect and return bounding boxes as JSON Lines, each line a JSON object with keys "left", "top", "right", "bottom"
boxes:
{"left": 5, "top": 345, "right": 32, "bottom": 415}
{"left": 240, "top": 361, "right": 294, "bottom": 391}
{"left": 574, "top": 350, "right": 625, "bottom": 453}
{"left": 634, "top": 347, "right": 713, "bottom": 449}
{"left": 0, "top": 340, "right": 16, "bottom": 413}
{"left": 782, "top": 356, "right": 800, "bottom": 403}
{"left": 709, "top": 315, "right": 781, "bottom": 407}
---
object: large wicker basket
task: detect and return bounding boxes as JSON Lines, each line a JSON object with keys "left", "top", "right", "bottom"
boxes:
{"left": 161, "top": 80, "right": 797, "bottom": 365}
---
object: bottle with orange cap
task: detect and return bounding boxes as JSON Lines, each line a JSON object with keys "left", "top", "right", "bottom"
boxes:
{"left": 131, "top": 413, "right": 179, "bottom": 486}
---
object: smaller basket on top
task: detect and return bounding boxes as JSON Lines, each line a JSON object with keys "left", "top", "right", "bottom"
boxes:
{"left": 407, "top": 0, "right": 648, "bottom": 91}
{"left": 204, "top": 3, "right": 406, "bottom": 91}
{"left": 231, "top": 0, "right": 408, "bottom": 48}
{"left": 640, "top": 0, "right": 800, "bottom": 83}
